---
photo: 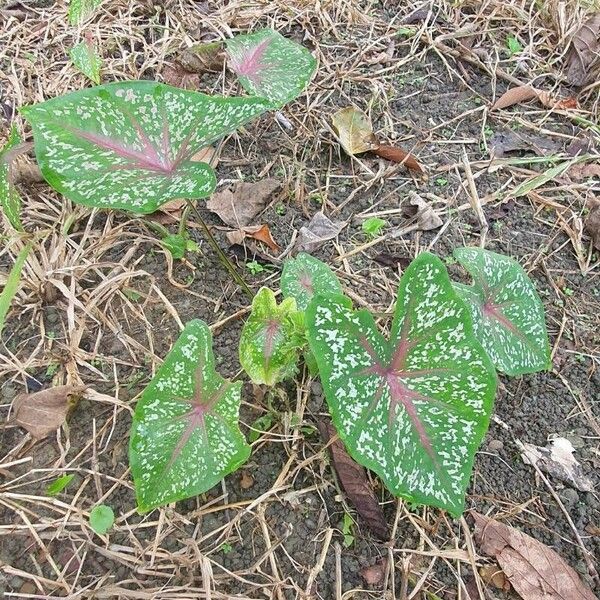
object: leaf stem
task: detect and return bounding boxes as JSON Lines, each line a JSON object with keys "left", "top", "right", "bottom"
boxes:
{"left": 185, "top": 199, "right": 253, "bottom": 299}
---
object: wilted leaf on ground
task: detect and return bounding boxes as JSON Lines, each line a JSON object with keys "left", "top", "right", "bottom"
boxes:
{"left": 13, "top": 385, "right": 86, "bottom": 439}
{"left": 70, "top": 39, "right": 102, "bottom": 85}
{"left": 206, "top": 179, "right": 282, "bottom": 227}
{"left": 521, "top": 436, "right": 593, "bottom": 492}
{"left": 332, "top": 107, "right": 379, "bottom": 155}
{"left": 407, "top": 192, "right": 442, "bottom": 230}
{"left": 473, "top": 512, "right": 597, "bottom": 600}
{"left": 318, "top": 420, "right": 389, "bottom": 540}
{"left": 178, "top": 41, "right": 226, "bottom": 73}
{"left": 293, "top": 211, "right": 345, "bottom": 253}
{"left": 584, "top": 197, "right": 600, "bottom": 250}
{"left": 161, "top": 64, "right": 202, "bottom": 90}
{"left": 492, "top": 85, "right": 577, "bottom": 110}
{"left": 226, "top": 224, "right": 280, "bottom": 253}
{"left": 372, "top": 144, "right": 424, "bottom": 174}
{"left": 490, "top": 130, "right": 561, "bottom": 159}
{"left": 479, "top": 564, "right": 511, "bottom": 592}
{"left": 89, "top": 504, "right": 114, "bottom": 535}
{"left": 564, "top": 14, "right": 600, "bottom": 86}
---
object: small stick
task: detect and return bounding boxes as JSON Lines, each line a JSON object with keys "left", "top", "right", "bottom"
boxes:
{"left": 461, "top": 148, "right": 488, "bottom": 246}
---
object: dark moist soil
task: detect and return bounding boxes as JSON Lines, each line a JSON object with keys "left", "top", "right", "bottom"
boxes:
{"left": 2, "top": 14, "right": 600, "bottom": 600}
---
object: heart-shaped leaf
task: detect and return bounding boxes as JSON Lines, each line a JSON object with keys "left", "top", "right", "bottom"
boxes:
{"left": 68, "top": 0, "right": 103, "bottom": 25}
{"left": 129, "top": 319, "right": 250, "bottom": 512}
{"left": 239, "top": 287, "right": 302, "bottom": 386}
{"left": 453, "top": 247, "right": 550, "bottom": 376}
{"left": 0, "top": 126, "right": 23, "bottom": 231}
{"left": 306, "top": 252, "right": 496, "bottom": 516}
{"left": 226, "top": 28, "right": 316, "bottom": 107}
{"left": 281, "top": 253, "right": 342, "bottom": 311}
{"left": 21, "top": 81, "right": 271, "bottom": 213}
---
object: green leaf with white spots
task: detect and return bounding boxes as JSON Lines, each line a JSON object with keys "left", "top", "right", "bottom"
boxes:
{"left": 129, "top": 319, "right": 250, "bottom": 512}
{"left": 70, "top": 40, "right": 102, "bottom": 84}
{"left": 239, "top": 287, "right": 302, "bottom": 386}
{"left": 68, "top": 0, "right": 103, "bottom": 25}
{"left": 0, "top": 126, "right": 23, "bottom": 231}
{"left": 453, "top": 247, "right": 551, "bottom": 376}
{"left": 306, "top": 252, "right": 497, "bottom": 516}
{"left": 281, "top": 253, "right": 342, "bottom": 311}
{"left": 20, "top": 81, "right": 271, "bottom": 213}
{"left": 226, "top": 28, "right": 316, "bottom": 107}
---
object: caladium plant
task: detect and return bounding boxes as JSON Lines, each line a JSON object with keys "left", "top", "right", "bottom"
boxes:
{"left": 129, "top": 319, "right": 250, "bottom": 512}
{"left": 306, "top": 252, "right": 497, "bottom": 516}
{"left": 239, "top": 287, "right": 304, "bottom": 386}
{"left": 452, "top": 247, "right": 551, "bottom": 376}
{"left": 281, "top": 252, "right": 342, "bottom": 311}
{"left": 0, "top": 126, "right": 23, "bottom": 231}
{"left": 226, "top": 29, "right": 316, "bottom": 107}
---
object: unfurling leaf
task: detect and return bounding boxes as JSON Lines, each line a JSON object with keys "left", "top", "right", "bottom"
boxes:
{"left": 13, "top": 385, "right": 86, "bottom": 439}
{"left": 473, "top": 512, "right": 597, "bottom": 600}
{"left": 226, "top": 28, "right": 316, "bottom": 107}
{"left": 306, "top": 253, "right": 496, "bottom": 515}
{"left": 21, "top": 81, "right": 271, "bottom": 213}
{"left": 332, "top": 107, "right": 379, "bottom": 155}
{"left": 70, "top": 40, "right": 102, "bottom": 84}
{"left": 281, "top": 253, "right": 342, "bottom": 311}
{"left": 318, "top": 420, "right": 389, "bottom": 540}
{"left": 89, "top": 504, "right": 114, "bottom": 535}
{"left": 68, "top": 0, "right": 103, "bottom": 25}
{"left": 239, "top": 287, "right": 302, "bottom": 386}
{"left": 206, "top": 179, "right": 282, "bottom": 227}
{"left": 0, "top": 126, "right": 23, "bottom": 231}
{"left": 129, "top": 320, "right": 250, "bottom": 512}
{"left": 453, "top": 247, "right": 550, "bottom": 376}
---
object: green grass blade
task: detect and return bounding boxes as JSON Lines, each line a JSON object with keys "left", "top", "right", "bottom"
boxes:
{"left": 0, "top": 243, "right": 32, "bottom": 337}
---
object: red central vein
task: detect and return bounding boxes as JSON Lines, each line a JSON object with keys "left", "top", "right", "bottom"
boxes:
{"left": 232, "top": 38, "right": 270, "bottom": 78}
{"left": 299, "top": 271, "right": 314, "bottom": 294}
{"left": 263, "top": 319, "right": 280, "bottom": 372}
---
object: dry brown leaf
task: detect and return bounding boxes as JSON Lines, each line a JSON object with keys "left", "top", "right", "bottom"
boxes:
{"left": 473, "top": 512, "right": 597, "bottom": 600}
{"left": 584, "top": 197, "right": 600, "bottom": 250}
{"left": 372, "top": 144, "right": 425, "bottom": 174}
{"left": 14, "top": 385, "right": 86, "bottom": 439}
{"left": 331, "top": 107, "right": 379, "bottom": 155}
{"left": 178, "top": 41, "right": 226, "bottom": 73}
{"left": 226, "top": 224, "right": 280, "bottom": 253}
{"left": 293, "top": 211, "right": 346, "bottom": 254}
{"left": 492, "top": 86, "right": 577, "bottom": 111}
{"left": 207, "top": 179, "right": 282, "bottom": 228}
{"left": 360, "top": 558, "right": 387, "bottom": 586}
{"left": 568, "top": 162, "right": 600, "bottom": 181}
{"left": 161, "top": 64, "right": 201, "bottom": 90}
{"left": 480, "top": 564, "right": 511, "bottom": 592}
{"left": 564, "top": 14, "right": 600, "bottom": 87}
{"left": 490, "top": 130, "right": 561, "bottom": 159}
{"left": 240, "top": 471, "right": 254, "bottom": 489}
{"left": 318, "top": 420, "right": 389, "bottom": 540}
{"left": 585, "top": 524, "right": 600, "bottom": 537}
{"left": 408, "top": 192, "right": 443, "bottom": 230}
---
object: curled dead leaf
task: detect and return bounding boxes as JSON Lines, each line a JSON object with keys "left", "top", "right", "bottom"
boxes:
{"left": 13, "top": 385, "right": 86, "bottom": 439}
{"left": 564, "top": 14, "right": 600, "bottom": 87}
{"left": 207, "top": 179, "right": 283, "bottom": 228}
{"left": 372, "top": 144, "right": 424, "bottom": 174}
{"left": 568, "top": 162, "right": 600, "bottom": 181}
{"left": 293, "top": 211, "right": 346, "bottom": 254}
{"left": 332, "top": 107, "right": 379, "bottom": 155}
{"left": 492, "top": 85, "right": 578, "bottom": 111}
{"left": 479, "top": 564, "right": 511, "bottom": 592}
{"left": 178, "top": 41, "right": 226, "bottom": 74}
{"left": 408, "top": 192, "right": 443, "bottom": 230}
{"left": 584, "top": 197, "right": 600, "bottom": 250}
{"left": 226, "top": 224, "right": 280, "bottom": 253}
{"left": 473, "top": 512, "right": 597, "bottom": 600}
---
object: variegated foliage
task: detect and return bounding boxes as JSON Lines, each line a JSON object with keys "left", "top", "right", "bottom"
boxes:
{"left": 306, "top": 253, "right": 497, "bottom": 516}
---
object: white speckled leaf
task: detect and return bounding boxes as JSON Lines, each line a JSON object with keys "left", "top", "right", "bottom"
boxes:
{"left": 239, "top": 287, "right": 302, "bottom": 386}
{"left": 68, "top": 0, "right": 103, "bottom": 25}
{"left": 0, "top": 126, "right": 23, "bottom": 231}
{"left": 453, "top": 247, "right": 551, "bottom": 376}
{"left": 129, "top": 320, "right": 250, "bottom": 513}
{"left": 70, "top": 40, "right": 102, "bottom": 84}
{"left": 226, "top": 28, "right": 316, "bottom": 107}
{"left": 281, "top": 253, "right": 342, "bottom": 311}
{"left": 20, "top": 81, "right": 271, "bottom": 213}
{"left": 306, "top": 253, "right": 497, "bottom": 516}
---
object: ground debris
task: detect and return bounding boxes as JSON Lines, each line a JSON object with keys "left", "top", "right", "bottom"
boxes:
{"left": 564, "top": 14, "right": 600, "bottom": 86}
{"left": 293, "top": 211, "right": 345, "bottom": 253}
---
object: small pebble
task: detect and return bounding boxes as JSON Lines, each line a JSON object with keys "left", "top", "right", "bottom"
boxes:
{"left": 488, "top": 439, "right": 504, "bottom": 452}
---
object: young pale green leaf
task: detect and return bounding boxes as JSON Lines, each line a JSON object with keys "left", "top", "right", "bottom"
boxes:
{"left": 239, "top": 287, "right": 302, "bottom": 386}
{"left": 0, "top": 244, "right": 31, "bottom": 336}
{"left": 226, "top": 28, "right": 316, "bottom": 107}
{"left": 89, "top": 504, "right": 114, "bottom": 534}
{"left": 46, "top": 474, "right": 75, "bottom": 496}
{"left": 70, "top": 40, "right": 102, "bottom": 84}
{"left": 20, "top": 81, "right": 271, "bottom": 213}
{"left": 281, "top": 253, "right": 342, "bottom": 311}
{"left": 306, "top": 252, "right": 497, "bottom": 516}
{"left": 161, "top": 234, "right": 187, "bottom": 259}
{"left": 453, "top": 247, "right": 550, "bottom": 376}
{"left": 68, "top": 0, "right": 103, "bottom": 25}
{"left": 129, "top": 320, "right": 250, "bottom": 512}
{"left": 0, "top": 126, "right": 23, "bottom": 231}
